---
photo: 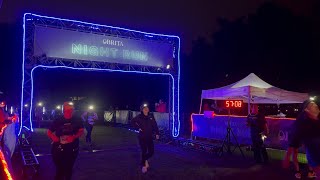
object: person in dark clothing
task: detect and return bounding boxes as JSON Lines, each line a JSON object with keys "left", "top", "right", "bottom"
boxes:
{"left": 247, "top": 104, "right": 269, "bottom": 164}
{"left": 81, "top": 107, "right": 98, "bottom": 145}
{"left": 131, "top": 104, "right": 159, "bottom": 174}
{"left": 291, "top": 100, "right": 320, "bottom": 179}
{"left": 47, "top": 102, "right": 84, "bottom": 180}
{"left": 283, "top": 111, "right": 316, "bottom": 179}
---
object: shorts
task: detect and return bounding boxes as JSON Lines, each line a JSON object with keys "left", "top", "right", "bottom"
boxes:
{"left": 288, "top": 134, "right": 301, "bottom": 149}
{"left": 288, "top": 141, "right": 301, "bottom": 149}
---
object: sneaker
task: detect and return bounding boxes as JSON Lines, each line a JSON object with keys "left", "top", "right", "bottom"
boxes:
{"left": 307, "top": 171, "right": 317, "bottom": 178}
{"left": 142, "top": 166, "right": 148, "bottom": 173}
{"left": 145, "top": 160, "right": 150, "bottom": 169}
{"left": 295, "top": 172, "right": 302, "bottom": 179}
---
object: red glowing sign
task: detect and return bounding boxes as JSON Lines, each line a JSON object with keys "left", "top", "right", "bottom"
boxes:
{"left": 225, "top": 100, "right": 243, "bottom": 108}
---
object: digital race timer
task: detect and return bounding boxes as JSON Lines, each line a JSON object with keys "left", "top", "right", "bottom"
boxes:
{"left": 225, "top": 100, "right": 243, "bottom": 108}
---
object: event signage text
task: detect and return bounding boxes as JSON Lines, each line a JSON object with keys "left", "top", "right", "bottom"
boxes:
{"left": 34, "top": 26, "right": 174, "bottom": 67}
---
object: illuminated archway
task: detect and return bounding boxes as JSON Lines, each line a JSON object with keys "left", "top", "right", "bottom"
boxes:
{"left": 21, "top": 13, "right": 180, "bottom": 137}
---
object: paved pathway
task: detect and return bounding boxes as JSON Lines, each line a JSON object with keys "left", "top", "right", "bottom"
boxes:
{"left": 14, "top": 126, "right": 300, "bottom": 180}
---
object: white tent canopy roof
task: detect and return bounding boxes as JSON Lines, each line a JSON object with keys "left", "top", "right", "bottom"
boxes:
{"left": 201, "top": 73, "right": 308, "bottom": 104}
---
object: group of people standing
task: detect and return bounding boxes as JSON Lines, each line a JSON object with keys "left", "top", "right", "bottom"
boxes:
{"left": 47, "top": 102, "right": 159, "bottom": 180}
{"left": 3, "top": 97, "right": 320, "bottom": 179}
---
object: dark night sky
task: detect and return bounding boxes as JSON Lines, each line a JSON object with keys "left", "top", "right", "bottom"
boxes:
{"left": 0, "top": 0, "right": 319, "bottom": 113}
{"left": 0, "top": 0, "right": 272, "bottom": 52}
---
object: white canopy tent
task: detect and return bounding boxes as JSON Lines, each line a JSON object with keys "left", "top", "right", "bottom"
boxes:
{"left": 200, "top": 73, "right": 309, "bottom": 114}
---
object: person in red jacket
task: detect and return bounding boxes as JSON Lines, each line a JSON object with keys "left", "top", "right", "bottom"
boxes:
{"left": 155, "top": 99, "right": 166, "bottom": 113}
{"left": 131, "top": 104, "right": 159, "bottom": 174}
{"left": 0, "top": 101, "right": 7, "bottom": 135}
{"left": 0, "top": 100, "right": 13, "bottom": 180}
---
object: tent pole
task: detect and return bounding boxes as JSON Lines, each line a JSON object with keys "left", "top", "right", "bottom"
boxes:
{"left": 248, "top": 87, "right": 251, "bottom": 115}
{"left": 199, "top": 98, "right": 203, "bottom": 114}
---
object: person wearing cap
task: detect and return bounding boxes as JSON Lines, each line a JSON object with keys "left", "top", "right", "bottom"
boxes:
{"left": 47, "top": 102, "right": 84, "bottom": 180}
{"left": 131, "top": 104, "right": 159, "bottom": 173}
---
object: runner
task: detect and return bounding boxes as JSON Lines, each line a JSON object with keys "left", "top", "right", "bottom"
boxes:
{"left": 290, "top": 100, "right": 320, "bottom": 179}
{"left": 131, "top": 104, "right": 160, "bottom": 173}
{"left": 47, "top": 102, "right": 84, "bottom": 180}
{"left": 81, "top": 105, "right": 98, "bottom": 146}
{"left": 283, "top": 111, "right": 316, "bottom": 179}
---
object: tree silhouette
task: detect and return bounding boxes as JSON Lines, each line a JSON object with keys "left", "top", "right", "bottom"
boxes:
{"left": 182, "top": 2, "right": 320, "bottom": 113}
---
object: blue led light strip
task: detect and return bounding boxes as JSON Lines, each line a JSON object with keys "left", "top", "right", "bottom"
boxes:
{"left": 23, "top": 126, "right": 30, "bottom": 131}
{"left": 21, "top": 13, "right": 181, "bottom": 137}
{"left": 19, "top": 14, "right": 27, "bottom": 136}
{"left": 177, "top": 39, "right": 181, "bottom": 137}
{"left": 26, "top": 13, "right": 180, "bottom": 39}
{"left": 28, "top": 66, "right": 175, "bottom": 134}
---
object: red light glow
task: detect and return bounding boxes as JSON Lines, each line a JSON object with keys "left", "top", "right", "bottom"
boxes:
{"left": 191, "top": 113, "right": 194, "bottom": 132}
{"left": 0, "top": 148, "right": 13, "bottom": 180}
